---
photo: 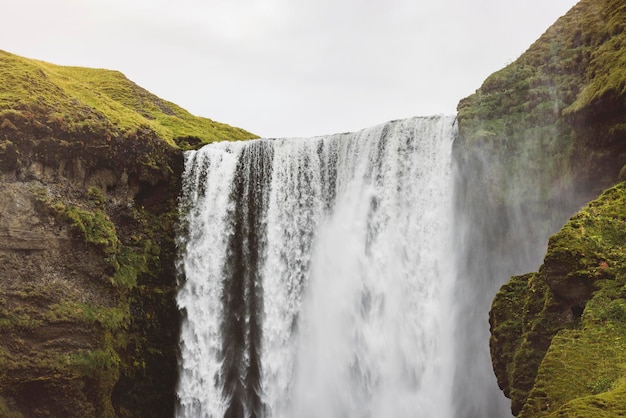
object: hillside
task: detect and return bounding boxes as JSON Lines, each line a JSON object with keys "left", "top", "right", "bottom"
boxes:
{"left": 457, "top": 0, "right": 626, "bottom": 200}
{"left": 0, "top": 51, "right": 255, "bottom": 417}
{"left": 0, "top": 49, "right": 255, "bottom": 149}
{"left": 453, "top": 0, "right": 626, "bottom": 416}
{"left": 491, "top": 182, "right": 626, "bottom": 417}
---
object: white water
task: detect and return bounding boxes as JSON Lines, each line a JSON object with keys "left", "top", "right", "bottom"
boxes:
{"left": 177, "top": 116, "right": 457, "bottom": 418}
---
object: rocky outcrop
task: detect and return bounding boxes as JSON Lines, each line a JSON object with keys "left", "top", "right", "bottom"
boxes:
{"left": 453, "top": 0, "right": 626, "bottom": 416}
{"left": 490, "top": 182, "right": 626, "bottom": 416}
{"left": 457, "top": 0, "right": 626, "bottom": 213}
{"left": 0, "top": 51, "right": 256, "bottom": 417}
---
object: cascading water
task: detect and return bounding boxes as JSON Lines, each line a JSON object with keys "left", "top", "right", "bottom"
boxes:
{"left": 176, "top": 116, "right": 460, "bottom": 417}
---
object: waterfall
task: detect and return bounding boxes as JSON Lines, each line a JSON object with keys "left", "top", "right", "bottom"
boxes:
{"left": 176, "top": 116, "right": 459, "bottom": 418}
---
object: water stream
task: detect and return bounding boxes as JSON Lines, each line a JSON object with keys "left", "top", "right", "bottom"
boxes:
{"left": 176, "top": 116, "right": 498, "bottom": 417}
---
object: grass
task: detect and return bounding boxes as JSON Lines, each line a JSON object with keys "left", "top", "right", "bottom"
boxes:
{"left": 455, "top": 0, "right": 626, "bottom": 211}
{"left": 0, "top": 49, "right": 257, "bottom": 147}
{"left": 0, "top": 50, "right": 202, "bottom": 416}
{"left": 45, "top": 302, "right": 128, "bottom": 330}
{"left": 0, "top": 397, "right": 24, "bottom": 418}
{"left": 492, "top": 182, "right": 626, "bottom": 416}
{"left": 459, "top": 0, "right": 626, "bottom": 130}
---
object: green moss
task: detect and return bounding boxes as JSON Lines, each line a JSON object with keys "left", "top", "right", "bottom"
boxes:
{"left": 66, "top": 348, "right": 121, "bottom": 377}
{"left": 467, "top": 0, "right": 626, "bottom": 126}
{"left": 522, "top": 323, "right": 626, "bottom": 417}
{"left": 40, "top": 195, "right": 120, "bottom": 255}
{"left": 0, "top": 397, "right": 25, "bottom": 418}
{"left": 546, "top": 377, "right": 626, "bottom": 417}
{"left": 45, "top": 302, "right": 128, "bottom": 330}
{"left": 28, "top": 191, "right": 167, "bottom": 414}
{"left": 456, "top": 0, "right": 626, "bottom": 209}
{"left": 64, "top": 346, "right": 120, "bottom": 418}
{"left": 490, "top": 273, "right": 531, "bottom": 399}
{"left": 493, "top": 183, "right": 626, "bottom": 416}
{"left": 64, "top": 206, "right": 119, "bottom": 254}
{"left": 44, "top": 200, "right": 158, "bottom": 295}
{"left": 509, "top": 273, "right": 567, "bottom": 414}
{"left": 87, "top": 187, "right": 106, "bottom": 207}
{"left": 563, "top": 1, "right": 626, "bottom": 115}
{"left": 109, "top": 244, "right": 154, "bottom": 291}
{"left": 0, "top": 49, "right": 257, "bottom": 147}
{"left": 0, "top": 309, "right": 42, "bottom": 331}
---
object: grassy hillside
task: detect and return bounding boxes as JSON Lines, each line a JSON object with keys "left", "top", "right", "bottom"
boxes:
{"left": 454, "top": 1, "right": 626, "bottom": 416}
{"left": 0, "top": 50, "right": 257, "bottom": 417}
{"left": 457, "top": 0, "right": 626, "bottom": 201}
{"left": 453, "top": 0, "right": 626, "bottom": 416}
{"left": 458, "top": 0, "right": 626, "bottom": 138}
{"left": 0, "top": 49, "right": 256, "bottom": 148}
{"left": 490, "top": 182, "right": 626, "bottom": 417}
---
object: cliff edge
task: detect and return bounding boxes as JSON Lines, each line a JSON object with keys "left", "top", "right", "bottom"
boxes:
{"left": 0, "top": 50, "right": 256, "bottom": 417}
{"left": 490, "top": 183, "right": 626, "bottom": 416}
{"left": 454, "top": 0, "right": 626, "bottom": 416}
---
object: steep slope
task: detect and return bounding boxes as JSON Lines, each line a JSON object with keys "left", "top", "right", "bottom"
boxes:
{"left": 491, "top": 182, "right": 626, "bottom": 417}
{"left": 0, "top": 49, "right": 255, "bottom": 149}
{"left": 452, "top": 0, "right": 626, "bottom": 416}
{"left": 0, "top": 51, "right": 255, "bottom": 417}
{"left": 457, "top": 0, "right": 626, "bottom": 200}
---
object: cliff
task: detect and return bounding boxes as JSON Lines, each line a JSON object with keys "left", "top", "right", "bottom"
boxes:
{"left": 0, "top": 50, "right": 256, "bottom": 417}
{"left": 490, "top": 182, "right": 626, "bottom": 416}
{"left": 453, "top": 0, "right": 626, "bottom": 416}
{"left": 458, "top": 0, "right": 626, "bottom": 197}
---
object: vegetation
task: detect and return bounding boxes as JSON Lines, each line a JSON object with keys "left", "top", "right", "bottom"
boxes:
{"left": 0, "top": 46, "right": 258, "bottom": 416}
{"left": 3, "top": 0, "right": 620, "bottom": 414}
{"left": 60, "top": 204, "right": 119, "bottom": 253}
{"left": 464, "top": 3, "right": 626, "bottom": 416}
{"left": 456, "top": 0, "right": 626, "bottom": 207}
{"left": 0, "top": 49, "right": 256, "bottom": 148}
{"left": 458, "top": 0, "right": 626, "bottom": 134}
{"left": 491, "top": 182, "right": 626, "bottom": 416}
{"left": 563, "top": 0, "right": 626, "bottom": 116}
{"left": 0, "top": 178, "right": 185, "bottom": 416}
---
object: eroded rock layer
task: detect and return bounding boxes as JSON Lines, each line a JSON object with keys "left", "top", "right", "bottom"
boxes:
{"left": 0, "top": 50, "right": 255, "bottom": 418}
{"left": 455, "top": 0, "right": 626, "bottom": 416}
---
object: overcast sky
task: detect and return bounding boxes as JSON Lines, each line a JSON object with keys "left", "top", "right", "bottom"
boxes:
{"left": 3, "top": 0, "right": 578, "bottom": 138}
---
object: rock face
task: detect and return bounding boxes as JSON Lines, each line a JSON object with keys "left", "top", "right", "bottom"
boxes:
{"left": 457, "top": 0, "right": 626, "bottom": 211}
{"left": 0, "top": 51, "right": 256, "bottom": 417}
{"left": 453, "top": 0, "right": 626, "bottom": 416}
{"left": 490, "top": 183, "right": 626, "bottom": 416}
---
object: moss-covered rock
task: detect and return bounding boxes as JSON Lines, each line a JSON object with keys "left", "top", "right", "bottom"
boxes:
{"left": 457, "top": 0, "right": 626, "bottom": 204}
{"left": 0, "top": 49, "right": 256, "bottom": 149}
{"left": 490, "top": 182, "right": 626, "bottom": 416}
{"left": 457, "top": 1, "right": 626, "bottom": 416}
{"left": 0, "top": 51, "right": 256, "bottom": 417}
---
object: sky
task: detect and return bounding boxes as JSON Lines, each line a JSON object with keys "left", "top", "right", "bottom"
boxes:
{"left": 3, "top": 0, "right": 578, "bottom": 138}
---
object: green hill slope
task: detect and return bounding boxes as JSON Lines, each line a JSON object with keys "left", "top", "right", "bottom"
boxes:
{"left": 0, "top": 49, "right": 256, "bottom": 148}
{"left": 453, "top": 0, "right": 626, "bottom": 416}
{"left": 491, "top": 182, "right": 626, "bottom": 417}
{"left": 0, "top": 51, "right": 255, "bottom": 417}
